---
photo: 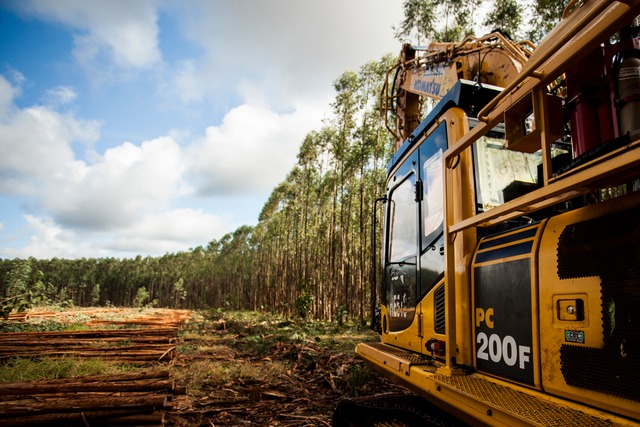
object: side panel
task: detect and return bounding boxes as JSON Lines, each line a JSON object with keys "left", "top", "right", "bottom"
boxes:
{"left": 539, "top": 191, "right": 640, "bottom": 420}
{"left": 472, "top": 224, "right": 544, "bottom": 387}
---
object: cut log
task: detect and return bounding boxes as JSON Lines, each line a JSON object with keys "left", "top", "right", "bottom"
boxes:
{"left": 0, "top": 409, "right": 163, "bottom": 426}
{"left": 0, "top": 328, "right": 178, "bottom": 341}
{"left": 0, "top": 395, "right": 167, "bottom": 416}
{"left": 0, "top": 379, "right": 175, "bottom": 395}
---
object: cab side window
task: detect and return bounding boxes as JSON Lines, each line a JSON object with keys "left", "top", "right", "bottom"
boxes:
{"left": 386, "top": 173, "right": 417, "bottom": 331}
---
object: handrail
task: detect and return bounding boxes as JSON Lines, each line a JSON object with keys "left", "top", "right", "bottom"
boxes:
{"left": 449, "top": 139, "right": 640, "bottom": 234}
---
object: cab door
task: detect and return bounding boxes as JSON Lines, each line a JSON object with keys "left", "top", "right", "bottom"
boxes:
{"left": 382, "top": 122, "right": 448, "bottom": 351}
{"left": 384, "top": 151, "right": 420, "bottom": 336}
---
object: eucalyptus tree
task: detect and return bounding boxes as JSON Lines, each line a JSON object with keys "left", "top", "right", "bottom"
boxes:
{"left": 395, "top": 0, "right": 482, "bottom": 43}
{"left": 348, "top": 57, "right": 396, "bottom": 322}
{"left": 527, "top": 0, "right": 571, "bottom": 42}
{"left": 329, "top": 71, "right": 361, "bottom": 316}
{"left": 295, "top": 131, "right": 325, "bottom": 314}
{"left": 218, "top": 225, "right": 254, "bottom": 309}
{"left": 483, "top": 0, "right": 524, "bottom": 40}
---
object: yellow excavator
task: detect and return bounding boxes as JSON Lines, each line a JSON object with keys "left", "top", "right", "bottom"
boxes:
{"left": 335, "top": 0, "right": 640, "bottom": 425}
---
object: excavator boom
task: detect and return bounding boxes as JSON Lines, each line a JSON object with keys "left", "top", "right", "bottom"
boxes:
{"left": 382, "top": 33, "right": 534, "bottom": 149}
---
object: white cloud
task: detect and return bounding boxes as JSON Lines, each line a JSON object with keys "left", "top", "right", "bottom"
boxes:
{"left": 44, "top": 136, "right": 186, "bottom": 230}
{"left": 1, "top": 205, "right": 232, "bottom": 261}
{"left": 165, "top": 0, "right": 402, "bottom": 109}
{"left": 187, "top": 101, "right": 325, "bottom": 196}
{"left": 109, "top": 208, "right": 231, "bottom": 255}
{"left": 0, "top": 72, "right": 23, "bottom": 118}
{"left": 0, "top": 72, "right": 279, "bottom": 258}
{"left": 3, "top": 215, "right": 96, "bottom": 260}
{"left": 44, "top": 86, "right": 77, "bottom": 106}
{"left": 0, "top": 77, "right": 16, "bottom": 118}
{"left": 1, "top": 207, "right": 231, "bottom": 258}
{"left": 0, "top": 77, "right": 100, "bottom": 195}
{"left": 14, "top": 0, "right": 161, "bottom": 69}
{"left": 170, "top": 60, "right": 203, "bottom": 104}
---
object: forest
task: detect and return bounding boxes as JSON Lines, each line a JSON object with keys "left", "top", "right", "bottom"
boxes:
{"left": 0, "top": 0, "right": 569, "bottom": 322}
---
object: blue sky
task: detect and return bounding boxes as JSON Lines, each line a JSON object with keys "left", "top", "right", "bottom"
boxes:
{"left": 0, "top": 0, "right": 403, "bottom": 259}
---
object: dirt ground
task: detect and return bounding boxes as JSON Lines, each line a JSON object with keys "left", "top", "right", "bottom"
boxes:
{"left": 167, "top": 310, "right": 404, "bottom": 426}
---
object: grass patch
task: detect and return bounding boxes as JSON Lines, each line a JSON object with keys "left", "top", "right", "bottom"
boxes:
{"left": 342, "top": 363, "right": 375, "bottom": 397}
{"left": 0, "top": 357, "right": 134, "bottom": 383}
{"left": 171, "top": 358, "right": 287, "bottom": 393}
{"left": 199, "top": 309, "right": 377, "bottom": 357}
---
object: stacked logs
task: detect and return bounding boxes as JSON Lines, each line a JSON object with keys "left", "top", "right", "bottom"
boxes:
{"left": 5, "top": 308, "right": 192, "bottom": 328}
{"left": 0, "top": 370, "right": 183, "bottom": 426}
{"left": 0, "top": 328, "right": 178, "bottom": 363}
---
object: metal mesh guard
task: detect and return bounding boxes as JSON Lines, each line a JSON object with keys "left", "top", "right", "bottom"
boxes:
{"left": 367, "top": 342, "right": 432, "bottom": 364}
{"left": 434, "top": 374, "right": 616, "bottom": 427}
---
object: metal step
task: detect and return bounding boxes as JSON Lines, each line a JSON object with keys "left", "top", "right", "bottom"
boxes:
{"left": 433, "top": 373, "right": 619, "bottom": 427}
{"left": 358, "top": 342, "right": 434, "bottom": 376}
{"left": 358, "top": 342, "right": 634, "bottom": 426}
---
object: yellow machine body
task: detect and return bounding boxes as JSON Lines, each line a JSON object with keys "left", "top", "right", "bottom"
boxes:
{"left": 357, "top": 1, "right": 640, "bottom": 425}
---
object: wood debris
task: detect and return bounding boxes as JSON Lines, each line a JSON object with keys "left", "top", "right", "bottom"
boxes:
{"left": 169, "top": 320, "right": 405, "bottom": 426}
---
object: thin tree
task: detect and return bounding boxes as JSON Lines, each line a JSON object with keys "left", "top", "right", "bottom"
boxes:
{"left": 483, "top": 0, "right": 524, "bottom": 40}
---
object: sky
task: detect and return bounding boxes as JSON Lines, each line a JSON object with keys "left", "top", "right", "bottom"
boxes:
{"left": 0, "top": 0, "right": 404, "bottom": 260}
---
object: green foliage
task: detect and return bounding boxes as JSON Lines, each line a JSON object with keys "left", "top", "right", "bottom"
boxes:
{"left": 295, "top": 293, "right": 313, "bottom": 319}
{"left": 394, "top": 0, "right": 481, "bottom": 43}
{"left": 0, "top": 259, "right": 47, "bottom": 319}
{"left": 335, "top": 305, "right": 348, "bottom": 326}
{"left": 483, "top": 0, "right": 523, "bottom": 39}
{"left": 0, "top": 317, "right": 90, "bottom": 333}
{"left": 201, "top": 309, "right": 372, "bottom": 358}
{"left": 395, "top": 0, "right": 569, "bottom": 44}
{"left": 343, "top": 364, "right": 375, "bottom": 397}
{"left": 294, "top": 281, "right": 314, "bottom": 319}
{"left": 133, "top": 287, "right": 149, "bottom": 308}
{"left": 527, "top": 0, "right": 571, "bottom": 42}
{"left": 395, "top": 0, "right": 440, "bottom": 42}
{"left": 173, "top": 278, "right": 187, "bottom": 307}
{"left": 91, "top": 284, "right": 100, "bottom": 306}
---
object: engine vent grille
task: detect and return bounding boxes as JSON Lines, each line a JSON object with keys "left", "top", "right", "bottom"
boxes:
{"left": 434, "top": 284, "right": 445, "bottom": 334}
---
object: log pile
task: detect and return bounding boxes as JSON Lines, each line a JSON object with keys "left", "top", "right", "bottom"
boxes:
{"left": 5, "top": 308, "right": 192, "bottom": 329}
{"left": 0, "top": 370, "right": 183, "bottom": 426}
{"left": 87, "top": 309, "right": 192, "bottom": 329}
{"left": 0, "top": 328, "right": 179, "bottom": 363}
